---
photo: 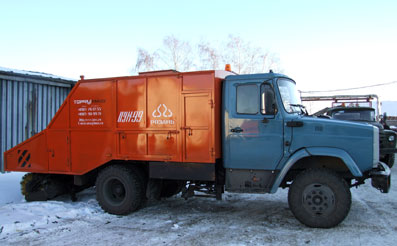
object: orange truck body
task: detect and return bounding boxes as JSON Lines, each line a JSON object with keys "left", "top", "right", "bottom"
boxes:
{"left": 4, "top": 70, "right": 232, "bottom": 175}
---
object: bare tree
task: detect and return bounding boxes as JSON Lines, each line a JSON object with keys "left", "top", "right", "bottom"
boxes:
{"left": 224, "top": 35, "right": 276, "bottom": 74}
{"left": 133, "top": 34, "right": 281, "bottom": 74}
{"left": 158, "top": 35, "right": 193, "bottom": 71}
{"left": 224, "top": 35, "right": 246, "bottom": 73}
{"left": 134, "top": 48, "right": 158, "bottom": 73}
{"left": 198, "top": 41, "right": 222, "bottom": 70}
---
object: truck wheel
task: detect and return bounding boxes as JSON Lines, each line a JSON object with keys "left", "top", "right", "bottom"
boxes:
{"left": 96, "top": 165, "right": 144, "bottom": 215}
{"left": 288, "top": 169, "right": 351, "bottom": 228}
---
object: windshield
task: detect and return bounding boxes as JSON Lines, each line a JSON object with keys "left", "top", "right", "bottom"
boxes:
{"left": 331, "top": 109, "right": 375, "bottom": 122}
{"left": 277, "top": 79, "right": 302, "bottom": 113}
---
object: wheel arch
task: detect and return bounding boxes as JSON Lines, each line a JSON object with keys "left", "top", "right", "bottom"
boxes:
{"left": 270, "top": 147, "right": 362, "bottom": 193}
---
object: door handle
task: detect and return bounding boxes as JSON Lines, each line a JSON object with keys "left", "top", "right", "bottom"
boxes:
{"left": 231, "top": 127, "right": 243, "bottom": 133}
{"left": 262, "top": 118, "right": 269, "bottom": 124}
{"left": 286, "top": 121, "right": 304, "bottom": 127}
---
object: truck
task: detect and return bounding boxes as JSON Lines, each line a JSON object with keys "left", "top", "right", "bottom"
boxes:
{"left": 301, "top": 95, "right": 397, "bottom": 168}
{"left": 3, "top": 68, "right": 391, "bottom": 228}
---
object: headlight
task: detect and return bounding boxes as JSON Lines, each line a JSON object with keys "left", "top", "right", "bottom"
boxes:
{"left": 388, "top": 135, "right": 395, "bottom": 142}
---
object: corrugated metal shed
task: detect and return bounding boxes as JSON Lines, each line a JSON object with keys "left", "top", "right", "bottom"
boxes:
{"left": 1, "top": 67, "right": 76, "bottom": 172}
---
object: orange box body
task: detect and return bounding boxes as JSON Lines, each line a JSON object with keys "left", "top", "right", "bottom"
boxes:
{"left": 4, "top": 70, "right": 232, "bottom": 175}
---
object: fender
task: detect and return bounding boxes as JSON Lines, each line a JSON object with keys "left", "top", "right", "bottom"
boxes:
{"left": 269, "top": 147, "right": 362, "bottom": 193}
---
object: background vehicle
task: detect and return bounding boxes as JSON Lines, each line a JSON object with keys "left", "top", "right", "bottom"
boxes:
{"left": 3, "top": 69, "right": 390, "bottom": 228}
{"left": 301, "top": 95, "right": 397, "bottom": 168}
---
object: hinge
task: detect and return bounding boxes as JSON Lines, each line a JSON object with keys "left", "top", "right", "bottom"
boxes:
{"left": 66, "top": 136, "right": 70, "bottom": 144}
{"left": 209, "top": 99, "right": 214, "bottom": 108}
{"left": 210, "top": 147, "right": 215, "bottom": 157}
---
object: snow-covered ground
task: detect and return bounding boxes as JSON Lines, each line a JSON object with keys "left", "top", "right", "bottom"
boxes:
{"left": 1, "top": 157, "right": 396, "bottom": 246}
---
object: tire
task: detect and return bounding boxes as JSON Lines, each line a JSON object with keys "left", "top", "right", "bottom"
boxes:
{"left": 96, "top": 165, "right": 144, "bottom": 215}
{"left": 288, "top": 169, "right": 351, "bottom": 228}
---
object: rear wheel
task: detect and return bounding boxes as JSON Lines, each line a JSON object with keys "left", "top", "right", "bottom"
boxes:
{"left": 96, "top": 165, "right": 144, "bottom": 215}
{"left": 288, "top": 169, "right": 351, "bottom": 228}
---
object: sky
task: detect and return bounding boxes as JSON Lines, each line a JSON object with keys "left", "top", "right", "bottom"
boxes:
{"left": 1, "top": 0, "right": 396, "bottom": 101}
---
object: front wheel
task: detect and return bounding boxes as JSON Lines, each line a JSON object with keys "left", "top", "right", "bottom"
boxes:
{"left": 288, "top": 169, "right": 351, "bottom": 228}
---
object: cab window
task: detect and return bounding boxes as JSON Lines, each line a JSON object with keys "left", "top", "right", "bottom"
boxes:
{"left": 236, "top": 84, "right": 258, "bottom": 114}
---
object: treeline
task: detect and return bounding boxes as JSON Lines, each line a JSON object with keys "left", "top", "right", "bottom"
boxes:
{"left": 133, "top": 35, "right": 281, "bottom": 74}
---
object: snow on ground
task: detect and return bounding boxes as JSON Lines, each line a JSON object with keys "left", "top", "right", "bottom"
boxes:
{"left": 0, "top": 172, "right": 25, "bottom": 206}
{"left": 1, "top": 159, "right": 397, "bottom": 246}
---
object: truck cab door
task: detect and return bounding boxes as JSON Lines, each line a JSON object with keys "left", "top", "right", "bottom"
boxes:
{"left": 224, "top": 82, "right": 284, "bottom": 171}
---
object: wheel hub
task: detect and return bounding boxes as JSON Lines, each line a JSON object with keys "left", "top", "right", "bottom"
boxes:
{"left": 105, "top": 178, "right": 126, "bottom": 204}
{"left": 302, "top": 183, "right": 335, "bottom": 216}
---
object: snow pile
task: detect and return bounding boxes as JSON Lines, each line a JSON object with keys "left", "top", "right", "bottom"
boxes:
{"left": 0, "top": 66, "right": 76, "bottom": 82}
{"left": 0, "top": 172, "right": 25, "bottom": 206}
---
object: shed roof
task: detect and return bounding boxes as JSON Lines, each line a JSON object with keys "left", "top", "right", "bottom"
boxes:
{"left": 0, "top": 66, "right": 76, "bottom": 87}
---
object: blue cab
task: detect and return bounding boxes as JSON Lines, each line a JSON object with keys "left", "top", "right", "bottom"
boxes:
{"left": 222, "top": 72, "right": 390, "bottom": 228}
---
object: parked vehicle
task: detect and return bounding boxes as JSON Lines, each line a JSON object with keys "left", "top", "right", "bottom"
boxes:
{"left": 3, "top": 68, "right": 390, "bottom": 228}
{"left": 302, "top": 95, "right": 397, "bottom": 168}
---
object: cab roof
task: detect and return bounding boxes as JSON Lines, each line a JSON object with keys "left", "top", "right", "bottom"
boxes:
{"left": 225, "top": 72, "right": 293, "bottom": 82}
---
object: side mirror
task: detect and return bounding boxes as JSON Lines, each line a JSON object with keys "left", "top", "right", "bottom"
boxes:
{"left": 261, "top": 84, "right": 277, "bottom": 115}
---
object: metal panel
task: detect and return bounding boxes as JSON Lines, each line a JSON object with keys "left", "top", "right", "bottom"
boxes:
{"left": 1, "top": 74, "right": 75, "bottom": 173}
{"left": 149, "top": 162, "right": 215, "bottom": 181}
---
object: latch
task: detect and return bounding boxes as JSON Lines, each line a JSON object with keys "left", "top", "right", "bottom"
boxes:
{"left": 180, "top": 126, "right": 193, "bottom": 136}
{"left": 167, "top": 130, "right": 180, "bottom": 139}
{"left": 48, "top": 149, "right": 55, "bottom": 157}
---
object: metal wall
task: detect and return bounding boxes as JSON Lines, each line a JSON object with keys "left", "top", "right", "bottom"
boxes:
{"left": 1, "top": 72, "right": 75, "bottom": 172}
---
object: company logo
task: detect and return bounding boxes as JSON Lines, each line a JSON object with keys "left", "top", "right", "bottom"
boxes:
{"left": 74, "top": 99, "right": 92, "bottom": 105}
{"left": 152, "top": 104, "right": 173, "bottom": 118}
{"left": 151, "top": 104, "right": 174, "bottom": 125}
{"left": 74, "top": 99, "right": 106, "bottom": 105}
